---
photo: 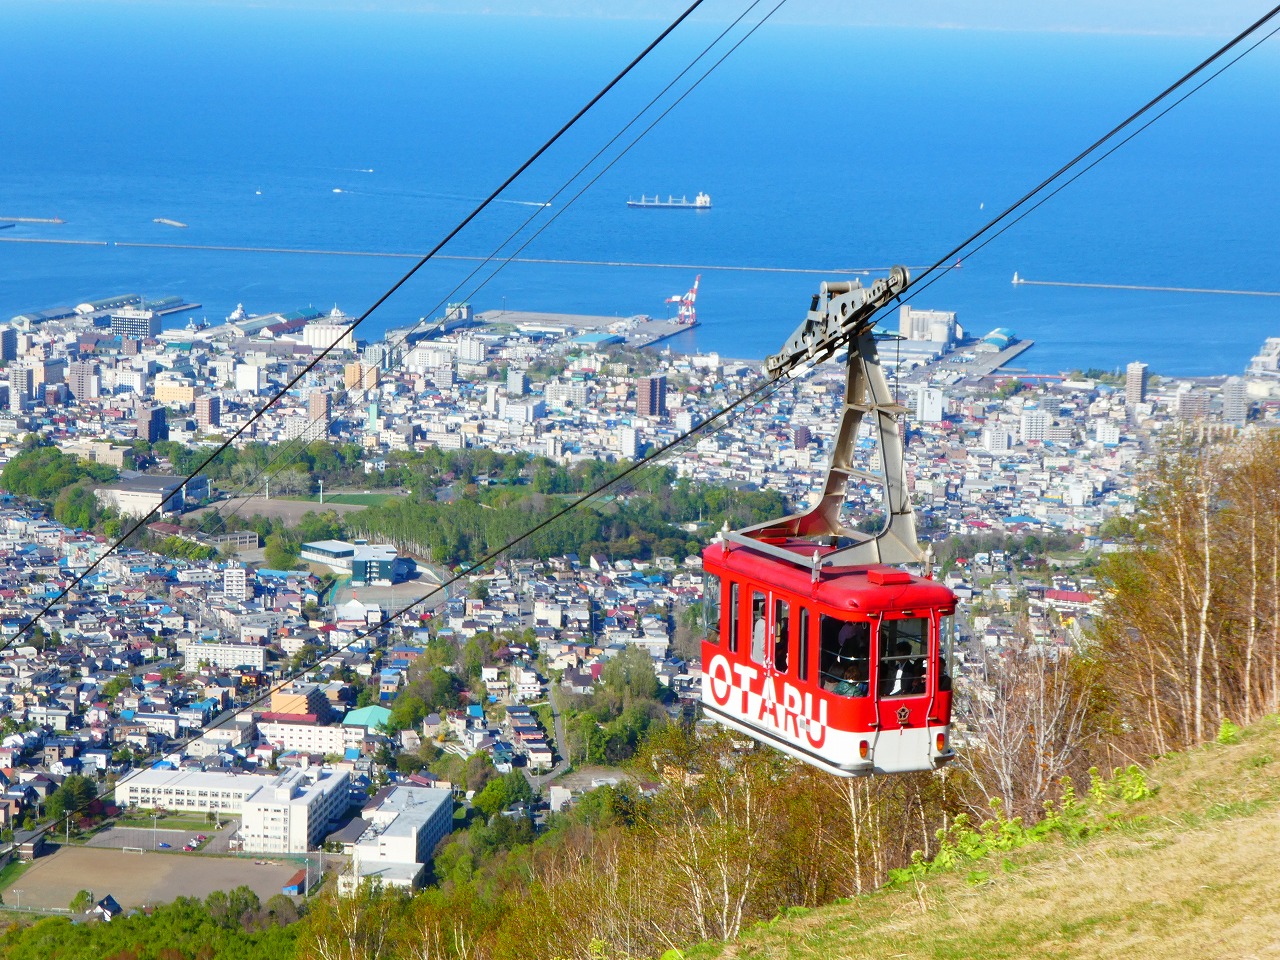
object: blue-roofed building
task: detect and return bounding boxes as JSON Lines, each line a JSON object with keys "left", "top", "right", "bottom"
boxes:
{"left": 980, "top": 327, "right": 1016, "bottom": 350}
{"left": 379, "top": 668, "right": 404, "bottom": 701}
{"left": 571, "top": 332, "right": 624, "bottom": 347}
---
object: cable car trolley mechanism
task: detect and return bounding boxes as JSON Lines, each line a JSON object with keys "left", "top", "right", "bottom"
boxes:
{"left": 700, "top": 267, "right": 958, "bottom": 777}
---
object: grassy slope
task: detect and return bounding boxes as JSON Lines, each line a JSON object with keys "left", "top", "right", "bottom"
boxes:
{"left": 689, "top": 718, "right": 1280, "bottom": 960}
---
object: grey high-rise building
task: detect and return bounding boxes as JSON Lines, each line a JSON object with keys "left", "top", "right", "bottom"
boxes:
{"left": 1125, "top": 361, "right": 1148, "bottom": 406}
{"left": 1175, "top": 386, "right": 1209, "bottom": 422}
{"left": 0, "top": 326, "right": 16, "bottom": 363}
{"left": 8, "top": 366, "right": 34, "bottom": 411}
{"left": 67, "top": 360, "right": 99, "bottom": 402}
{"left": 1222, "top": 376, "right": 1248, "bottom": 426}
{"left": 137, "top": 405, "right": 168, "bottom": 443}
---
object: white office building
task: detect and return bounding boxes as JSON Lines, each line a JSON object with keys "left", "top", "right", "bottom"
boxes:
{"left": 235, "top": 364, "right": 265, "bottom": 394}
{"left": 617, "top": 426, "right": 639, "bottom": 460}
{"left": 1094, "top": 421, "right": 1122, "bottom": 446}
{"left": 181, "top": 639, "right": 267, "bottom": 671}
{"left": 340, "top": 786, "right": 454, "bottom": 893}
{"left": 981, "top": 426, "right": 1011, "bottom": 453}
{"left": 116, "top": 768, "right": 275, "bottom": 816}
{"left": 240, "top": 763, "right": 351, "bottom": 854}
{"left": 259, "top": 718, "right": 365, "bottom": 755}
{"left": 223, "top": 564, "right": 252, "bottom": 602}
{"left": 915, "top": 385, "right": 945, "bottom": 423}
{"left": 1020, "top": 409, "right": 1049, "bottom": 444}
{"left": 1222, "top": 376, "right": 1248, "bottom": 425}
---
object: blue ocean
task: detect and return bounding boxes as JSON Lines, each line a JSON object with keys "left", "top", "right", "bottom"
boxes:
{"left": 2, "top": 3, "right": 1278, "bottom": 376}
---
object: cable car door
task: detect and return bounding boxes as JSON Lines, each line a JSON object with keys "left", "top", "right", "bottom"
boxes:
{"left": 870, "top": 613, "right": 933, "bottom": 773}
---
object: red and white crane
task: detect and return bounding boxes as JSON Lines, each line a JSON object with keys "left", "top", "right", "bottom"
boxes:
{"left": 665, "top": 274, "right": 700, "bottom": 325}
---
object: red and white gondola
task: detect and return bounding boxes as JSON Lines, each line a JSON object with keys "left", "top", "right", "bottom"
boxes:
{"left": 699, "top": 269, "right": 958, "bottom": 776}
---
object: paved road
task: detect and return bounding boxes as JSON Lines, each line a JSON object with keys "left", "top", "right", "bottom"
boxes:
{"left": 202, "top": 819, "right": 243, "bottom": 855}
{"left": 525, "top": 685, "right": 571, "bottom": 792}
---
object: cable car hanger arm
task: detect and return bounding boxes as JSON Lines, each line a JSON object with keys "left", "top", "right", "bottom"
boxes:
{"left": 726, "top": 266, "right": 927, "bottom": 572}
{"left": 763, "top": 265, "right": 909, "bottom": 380}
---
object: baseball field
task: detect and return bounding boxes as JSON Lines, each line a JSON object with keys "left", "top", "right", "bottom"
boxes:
{"left": 11, "top": 846, "right": 302, "bottom": 911}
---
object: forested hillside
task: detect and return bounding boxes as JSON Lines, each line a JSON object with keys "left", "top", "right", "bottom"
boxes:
{"left": 684, "top": 716, "right": 1280, "bottom": 960}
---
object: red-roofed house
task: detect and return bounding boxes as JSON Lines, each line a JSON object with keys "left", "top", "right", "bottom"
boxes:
{"left": 1043, "top": 589, "right": 1097, "bottom": 612}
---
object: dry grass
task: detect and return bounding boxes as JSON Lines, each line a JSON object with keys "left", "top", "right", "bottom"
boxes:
{"left": 690, "top": 717, "right": 1280, "bottom": 960}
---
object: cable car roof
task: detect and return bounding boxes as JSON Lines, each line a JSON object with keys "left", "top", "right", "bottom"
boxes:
{"left": 704, "top": 540, "right": 955, "bottom": 616}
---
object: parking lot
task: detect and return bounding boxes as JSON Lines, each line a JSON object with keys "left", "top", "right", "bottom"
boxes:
{"left": 85, "top": 818, "right": 240, "bottom": 854}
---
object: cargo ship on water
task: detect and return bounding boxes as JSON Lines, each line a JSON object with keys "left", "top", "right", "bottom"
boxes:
{"left": 627, "top": 191, "right": 711, "bottom": 210}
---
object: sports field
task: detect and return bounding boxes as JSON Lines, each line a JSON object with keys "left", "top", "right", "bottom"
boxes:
{"left": 13, "top": 846, "right": 301, "bottom": 911}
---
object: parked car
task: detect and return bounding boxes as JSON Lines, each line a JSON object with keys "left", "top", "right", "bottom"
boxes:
{"left": 196, "top": 834, "right": 207, "bottom": 841}
{"left": 157, "top": 842, "right": 171, "bottom": 849}
{"left": 182, "top": 844, "right": 194, "bottom": 852}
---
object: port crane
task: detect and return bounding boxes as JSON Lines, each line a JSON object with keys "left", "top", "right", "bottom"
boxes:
{"left": 665, "top": 274, "right": 700, "bottom": 325}
{"left": 700, "top": 267, "right": 957, "bottom": 777}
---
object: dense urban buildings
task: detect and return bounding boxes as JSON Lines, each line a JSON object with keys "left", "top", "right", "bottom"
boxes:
{"left": 0, "top": 286, "right": 1271, "bottom": 907}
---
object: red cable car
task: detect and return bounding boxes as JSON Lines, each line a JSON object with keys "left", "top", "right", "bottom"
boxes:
{"left": 699, "top": 270, "right": 958, "bottom": 776}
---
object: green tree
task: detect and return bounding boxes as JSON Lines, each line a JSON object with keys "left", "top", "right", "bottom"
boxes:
{"left": 0, "top": 442, "right": 117, "bottom": 508}
{"left": 472, "top": 776, "right": 510, "bottom": 821}
{"left": 53, "top": 483, "right": 101, "bottom": 530}
{"left": 99, "top": 670, "right": 131, "bottom": 701}
{"left": 502, "top": 769, "right": 533, "bottom": 805}
{"left": 387, "top": 693, "right": 427, "bottom": 733}
{"left": 264, "top": 532, "right": 301, "bottom": 570}
{"left": 600, "top": 644, "right": 659, "bottom": 702}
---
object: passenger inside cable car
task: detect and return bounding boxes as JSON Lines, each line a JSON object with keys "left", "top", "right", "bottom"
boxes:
{"left": 750, "top": 591, "right": 768, "bottom": 664}
{"left": 830, "top": 660, "right": 869, "bottom": 697}
{"left": 819, "top": 615, "right": 871, "bottom": 697}
{"left": 773, "top": 605, "right": 789, "bottom": 673}
{"left": 878, "top": 618, "right": 928, "bottom": 697}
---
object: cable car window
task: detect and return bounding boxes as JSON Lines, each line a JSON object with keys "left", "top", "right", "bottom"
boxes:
{"left": 750, "top": 591, "right": 767, "bottom": 664}
{"left": 728, "top": 582, "right": 739, "bottom": 653}
{"left": 879, "top": 618, "right": 929, "bottom": 697}
{"left": 703, "top": 574, "right": 720, "bottom": 646}
{"left": 818, "top": 614, "right": 870, "bottom": 698}
{"left": 797, "top": 607, "right": 810, "bottom": 682}
{"left": 773, "top": 598, "right": 789, "bottom": 673}
{"left": 939, "top": 614, "right": 954, "bottom": 691}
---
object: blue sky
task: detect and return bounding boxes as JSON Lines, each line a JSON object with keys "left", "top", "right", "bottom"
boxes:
{"left": 26, "top": 0, "right": 1277, "bottom": 36}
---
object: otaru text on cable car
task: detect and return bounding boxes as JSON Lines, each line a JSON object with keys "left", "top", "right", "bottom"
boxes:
{"left": 700, "top": 267, "right": 957, "bottom": 777}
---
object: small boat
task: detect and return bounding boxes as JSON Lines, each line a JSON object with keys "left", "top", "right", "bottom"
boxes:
{"left": 153, "top": 217, "right": 188, "bottom": 228}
